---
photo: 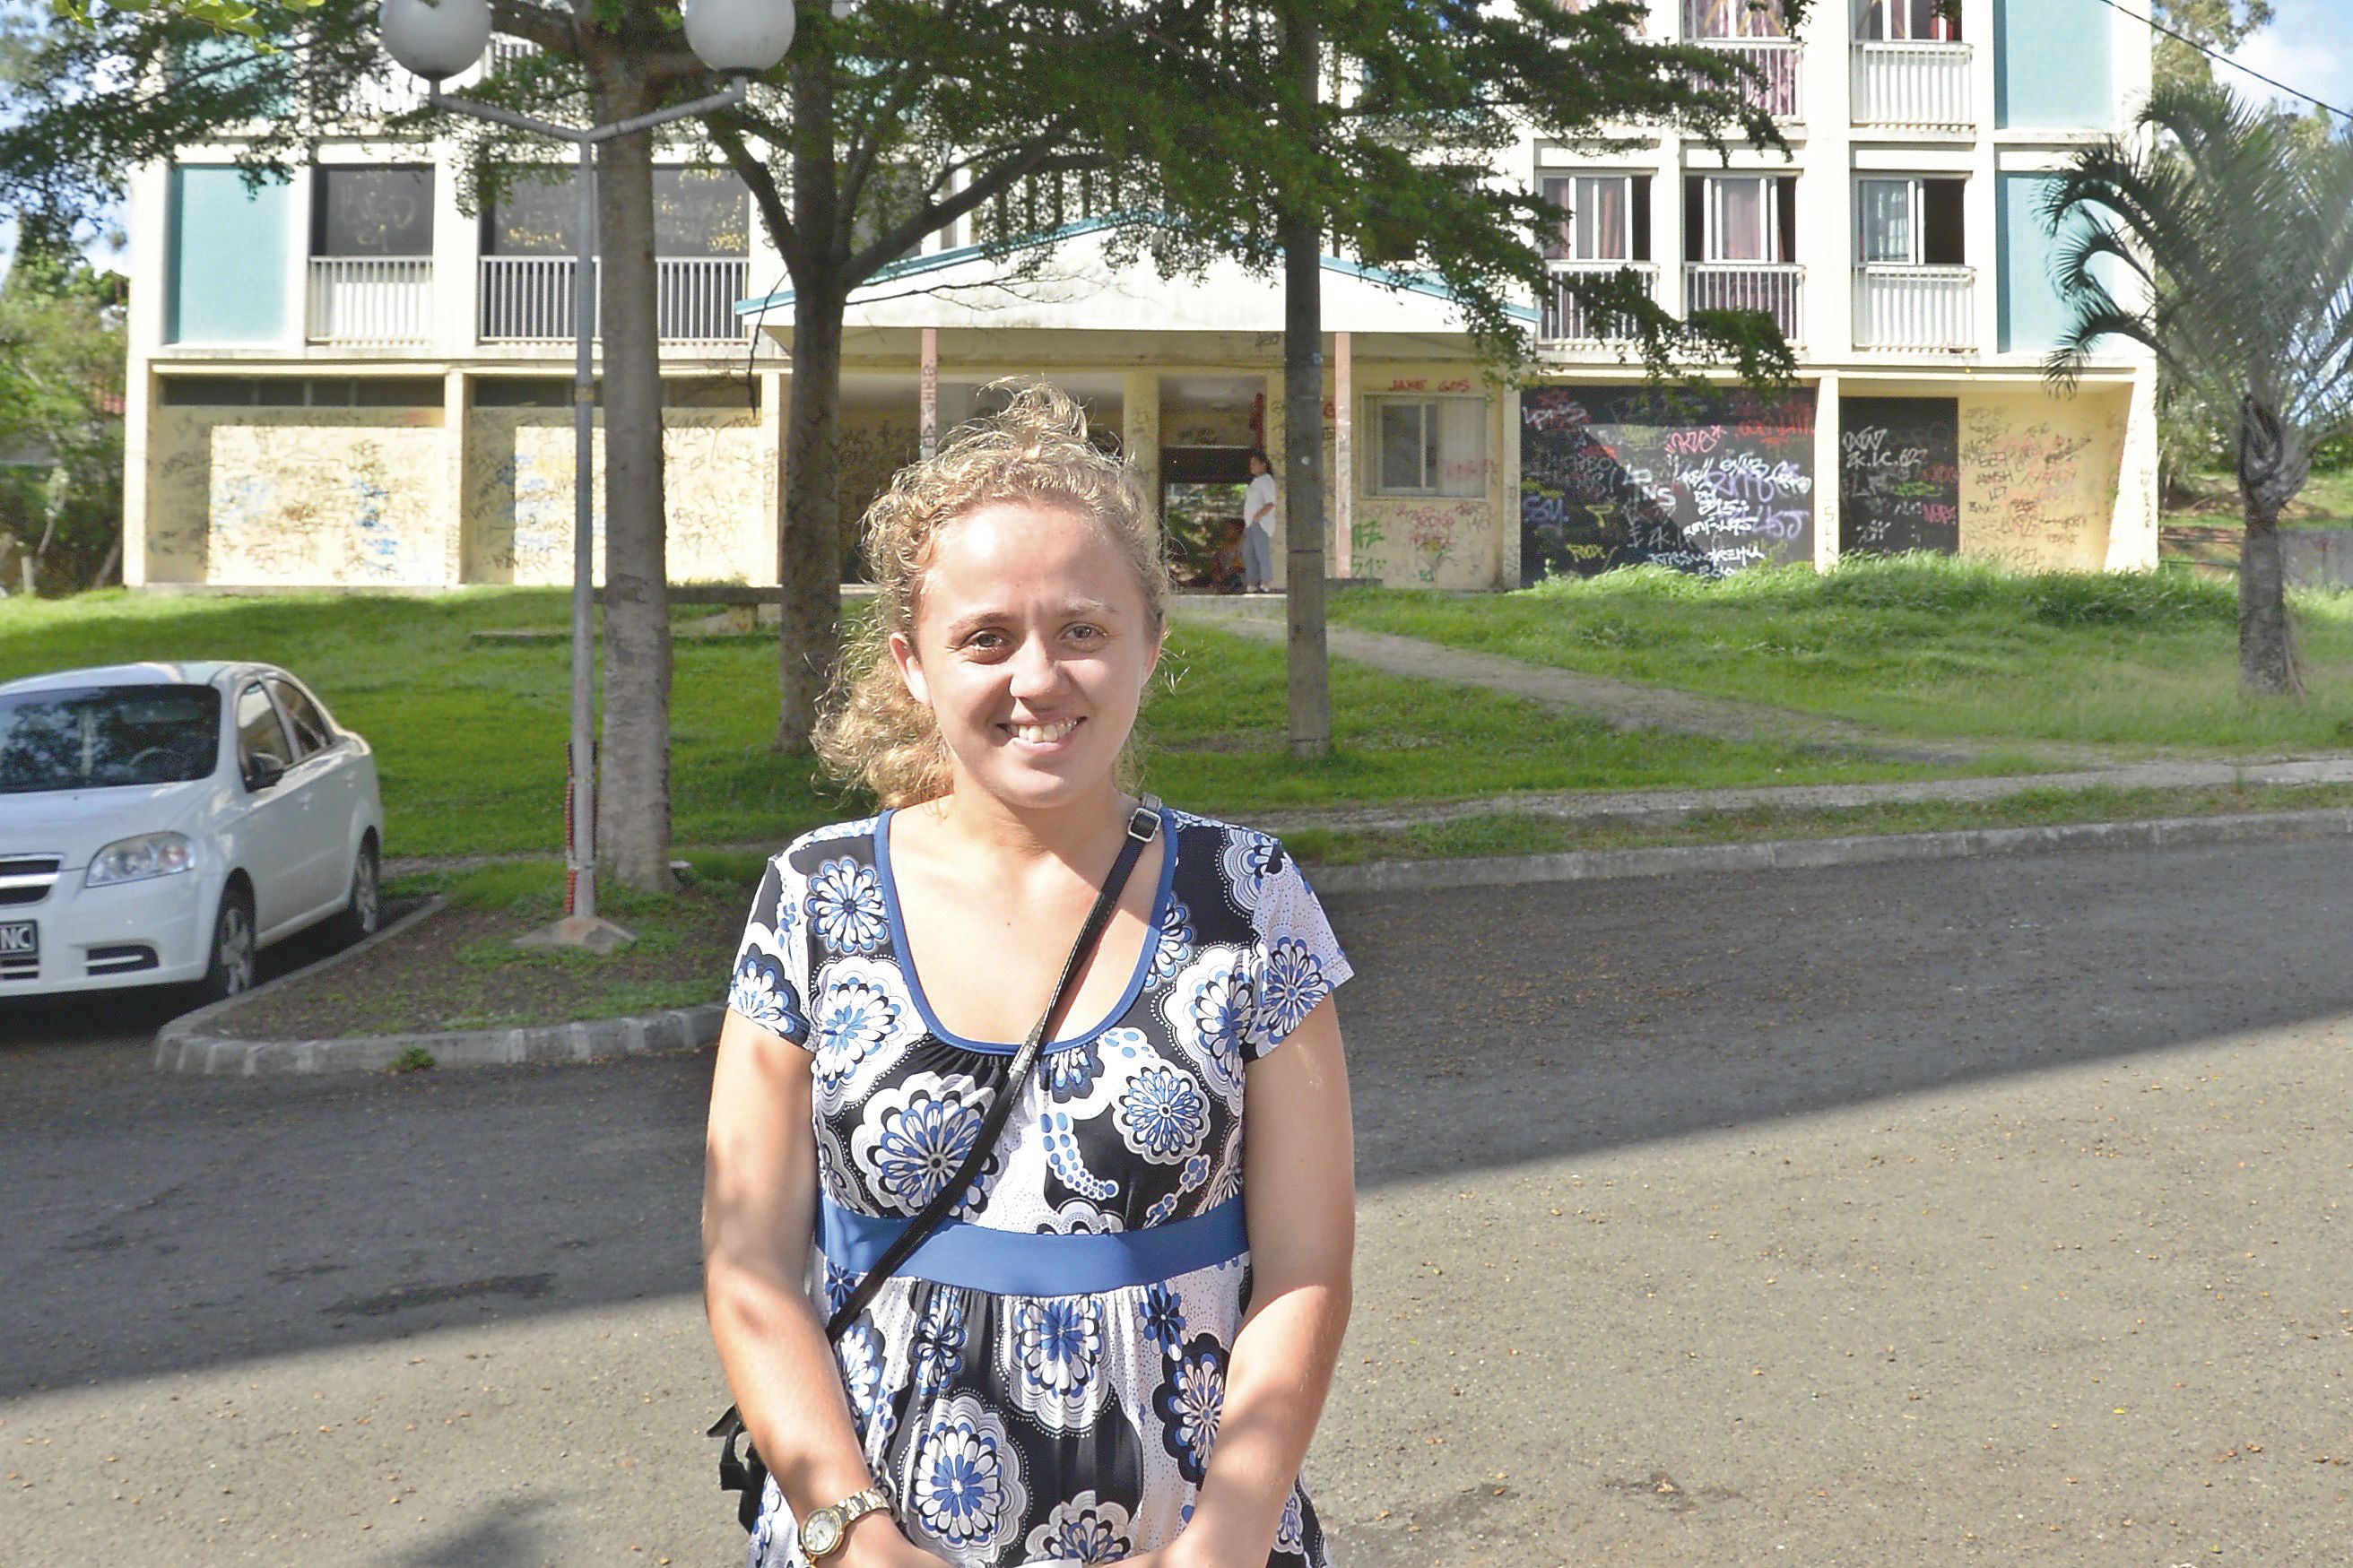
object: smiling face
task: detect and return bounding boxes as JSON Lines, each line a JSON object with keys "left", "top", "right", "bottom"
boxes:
{"left": 888, "top": 500, "right": 1162, "bottom": 813}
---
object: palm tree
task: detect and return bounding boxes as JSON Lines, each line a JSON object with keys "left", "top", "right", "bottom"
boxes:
{"left": 2044, "top": 82, "right": 2353, "bottom": 697}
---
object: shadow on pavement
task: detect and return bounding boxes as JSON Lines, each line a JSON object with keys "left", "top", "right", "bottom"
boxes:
{"left": 3, "top": 836, "right": 2349, "bottom": 1398}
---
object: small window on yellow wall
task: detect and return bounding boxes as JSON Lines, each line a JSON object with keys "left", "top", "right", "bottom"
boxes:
{"left": 1368, "top": 395, "right": 1488, "bottom": 497}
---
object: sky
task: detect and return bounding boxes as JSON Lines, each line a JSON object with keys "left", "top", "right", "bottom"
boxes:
{"left": 2224, "top": 0, "right": 2353, "bottom": 120}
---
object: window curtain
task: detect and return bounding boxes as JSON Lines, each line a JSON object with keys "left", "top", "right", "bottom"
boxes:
{"left": 1574, "top": 177, "right": 1630, "bottom": 261}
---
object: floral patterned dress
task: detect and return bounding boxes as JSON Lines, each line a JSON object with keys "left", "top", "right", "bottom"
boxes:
{"left": 726, "top": 805, "right": 1350, "bottom": 1568}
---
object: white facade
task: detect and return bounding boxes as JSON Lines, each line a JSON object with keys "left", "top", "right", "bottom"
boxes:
{"left": 122, "top": 0, "right": 2158, "bottom": 592}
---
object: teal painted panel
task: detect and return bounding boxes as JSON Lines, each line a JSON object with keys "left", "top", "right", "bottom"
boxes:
{"left": 168, "top": 165, "right": 290, "bottom": 344}
{"left": 1994, "top": 0, "right": 2114, "bottom": 129}
{"left": 1999, "top": 172, "right": 2115, "bottom": 355}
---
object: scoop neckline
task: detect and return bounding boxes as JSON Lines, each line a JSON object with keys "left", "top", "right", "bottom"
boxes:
{"left": 873, "top": 804, "right": 1176, "bottom": 1056}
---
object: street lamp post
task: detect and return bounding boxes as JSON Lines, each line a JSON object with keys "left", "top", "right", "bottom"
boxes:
{"left": 378, "top": 0, "right": 794, "bottom": 951}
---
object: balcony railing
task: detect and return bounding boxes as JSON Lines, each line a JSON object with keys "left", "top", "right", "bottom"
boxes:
{"left": 1854, "top": 264, "right": 1975, "bottom": 351}
{"left": 1692, "top": 38, "right": 1802, "bottom": 120}
{"left": 307, "top": 257, "right": 432, "bottom": 345}
{"left": 1540, "top": 261, "right": 1660, "bottom": 343}
{"left": 1852, "top": 41, "right": 1973, "bottom": 128}
{"left": 1685, "top": 262, "right": 1805, "bottom": 343}
{"left": 479, "top": 256, "right": 751, "bottom": 343}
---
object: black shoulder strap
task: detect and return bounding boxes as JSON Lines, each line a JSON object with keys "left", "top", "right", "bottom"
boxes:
{"left": 821, "top": 794, "right": 1161, "bottom": 1336}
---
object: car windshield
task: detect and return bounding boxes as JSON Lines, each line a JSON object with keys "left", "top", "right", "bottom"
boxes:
{"left": 0, "top": 685, "right": 221, "bottom": 793}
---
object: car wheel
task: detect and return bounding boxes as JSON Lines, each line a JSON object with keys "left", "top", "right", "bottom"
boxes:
{"left": 335, "top": 838, "right": 381, "bottom": 943}
{"left": 198, "top": 885, "right": 256, "bottom": 1005}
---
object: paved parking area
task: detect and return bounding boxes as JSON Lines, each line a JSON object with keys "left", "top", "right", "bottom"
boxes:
{"left": 4, "top": 836, "right": 2350, "bottom": 1565}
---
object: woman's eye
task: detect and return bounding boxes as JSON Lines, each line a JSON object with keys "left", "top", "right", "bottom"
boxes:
{"left": 961, "top": 630, "right": 1006, "bottom": 653}
{"left": 1065, "top": 623, "right": 1105, "bottom": 644}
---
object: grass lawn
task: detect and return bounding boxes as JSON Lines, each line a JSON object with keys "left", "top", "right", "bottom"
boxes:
{"left": 0, "top": 588, "right": 1957, "bottom": 858}
{"left": 1328, "top": 557, "right": 2353, "bottom": 756}
{"left": 1283, "top": 780, "right": 2353, "bottom": 866}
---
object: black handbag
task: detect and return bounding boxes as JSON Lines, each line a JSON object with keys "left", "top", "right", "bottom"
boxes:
{"left": 711, "top": 796, "right": 1164, "bottom": 1534}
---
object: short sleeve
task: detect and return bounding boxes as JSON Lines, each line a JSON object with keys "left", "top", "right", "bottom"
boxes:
{"left": 727, "top": 853, "right": 812, "bottom": 1047}
{"left": 1242, "top": 846, "right": 1351, "bottom": 1061}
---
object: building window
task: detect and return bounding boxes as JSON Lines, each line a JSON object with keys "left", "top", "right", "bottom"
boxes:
{"left": 312, "top": 166, "right": 433, "bottom": 257}
{"left": 1854, "top": 0, "right": 1960, "bottom": 40}
{"left": 1368, "top": 396, "right": 1488, "bottom": 497}
{"left": 1541, "top": 175, "right": 1652, "bottom": 263}
{"left": 482, "top": 166, "right": 748, "bottom": 256}
{"left": 1690, "top": 174, "right": 1797, "bottom": 263}
{"left": 1855, "top": 177, "right": 1966, "bottom": 264}
{"left": 1684, "top": 0, "right": 1789, "bottom": 39}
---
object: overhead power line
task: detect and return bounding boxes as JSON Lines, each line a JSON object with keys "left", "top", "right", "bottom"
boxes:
{"left": 2090, "top": 0, "right": 2353, "bottom": 126}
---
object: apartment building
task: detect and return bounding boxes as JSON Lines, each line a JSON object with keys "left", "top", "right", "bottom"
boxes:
{"left": 121, "top": 0, "right": 2158, "bottom": 593}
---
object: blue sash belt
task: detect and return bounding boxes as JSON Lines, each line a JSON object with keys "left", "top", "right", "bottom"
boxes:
{"left": 817, "top": 1197, "right": 1248, "bottom": 1296}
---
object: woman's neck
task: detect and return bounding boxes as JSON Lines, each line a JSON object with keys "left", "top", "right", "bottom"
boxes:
{"left": 901, "top": 781, "right": 1134, "bottom": 874}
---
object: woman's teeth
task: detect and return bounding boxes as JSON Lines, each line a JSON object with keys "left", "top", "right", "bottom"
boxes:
{"left": 1012, "top": 719, "right": 1080, "bottom": 744}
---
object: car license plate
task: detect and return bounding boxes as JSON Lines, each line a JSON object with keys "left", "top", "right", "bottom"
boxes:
{"left": 0, "top": 920, "right": 36, "bottom": 960}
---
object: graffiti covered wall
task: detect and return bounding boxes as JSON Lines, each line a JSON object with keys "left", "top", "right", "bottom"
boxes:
{"left": 1956, "top": 388, "right": 2128, "bottom": 571}
{"left": 463, "top": 410, "right": 770, "bottom": 585}
{"left": 147, "top": 407, "right": 447, "bottom": 586}
{"left": 1342, "top": 366, "right": 1505, "bottom": 590}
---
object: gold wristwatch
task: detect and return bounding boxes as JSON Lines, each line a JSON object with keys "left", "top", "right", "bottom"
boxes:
{"left": 797, "top": 1485, "right": 889, "bottom": 1562}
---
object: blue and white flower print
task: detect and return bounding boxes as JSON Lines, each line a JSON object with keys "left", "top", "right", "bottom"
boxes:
{"left": 1151, "top": 1332, "right": 1228, "bottom": 1485}
{"left": 1020, "top": 1492, "right": 1134, "bottom": 1564}
{"left": 1220, "top": 832, "right": 1281, "bottom": 914}
{"left": 727, "top": 941, "right": 807, "bottom": 1043}
{"left": 1043, "top": 1036, "right": 1103, "bottom": 1104}
{"left": 911, "top": 1291, "right": 967, "bottom": 1399}
{"left": 1150, "top": 897, "right": 1196, "bottom": 984}
{"left": 810, "top": 957, "right": 918, "bottom": 1104}
{"left": 1252, "top": 934, "right": 1329, "bottom": 1051}
{"left": 1203, "top": 1121, "right": 1246, "bottom": 1208}
{"left": 1010, "top": 1296, "right": 1108, "bottom": 1430}
{"left": 1039, "top": 1110, "right": 1117, "bottom": 1203}
{"left": 1114, "top": 1063, "right": 1209, "bottom": 1165}
{"left": 835, "top": 1318, "right": 895, "bottom": 1447}
{"left": 1275, "top": 1486, "right": 1307, "bottom": 1555}
{"left": 822, "top": 1260, "right": 860, "bottom": 1317}
{"left": 806, "top": 856, "right": 890, "bottom": 955}
{"left": 1162, "top": 949, "right": 1251, "bottom": 1109}
{"left": 1138, "top": 1283, "right": 1187, "bottom": 1353}
{"left": 850, "top": 1073, "right": 998, "bottom": 1217}
{"left": 909, "top": 1394, "right": 1026, "bottom": 1557}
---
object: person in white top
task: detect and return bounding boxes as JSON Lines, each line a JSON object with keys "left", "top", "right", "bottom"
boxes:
{"left": 1241, "top": 449, "right": 1277, "bottom": 593}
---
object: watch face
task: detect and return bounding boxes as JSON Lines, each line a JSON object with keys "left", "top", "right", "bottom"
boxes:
{"left": 801, "top": 1508, "right": 845, "bottom": 1556}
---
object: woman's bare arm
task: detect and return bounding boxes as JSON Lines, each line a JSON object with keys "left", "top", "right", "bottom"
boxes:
{"left": 702, "top": 1009, "right": 943, "bottom": 1568}
{"left": 1151, "top": 994, "right": 1355, "bottom": 1566}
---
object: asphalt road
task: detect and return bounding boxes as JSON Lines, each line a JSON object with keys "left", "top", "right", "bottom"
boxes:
{"left": 4, "top": 836, "right": 2349, "bottom": 1567}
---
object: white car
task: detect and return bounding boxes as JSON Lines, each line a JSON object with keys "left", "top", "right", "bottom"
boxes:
{"left": 0, "top": 661, "right": 385, "bottom": 1002}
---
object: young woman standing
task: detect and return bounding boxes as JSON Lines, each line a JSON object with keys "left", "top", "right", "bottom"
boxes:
{"left": 705, "top": 385, "right": 1355, "bottom": 1568}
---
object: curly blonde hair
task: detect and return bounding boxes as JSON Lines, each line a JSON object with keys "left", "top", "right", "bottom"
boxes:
{"left": 815, "top": 381, "right": 1172, "bottom": 808}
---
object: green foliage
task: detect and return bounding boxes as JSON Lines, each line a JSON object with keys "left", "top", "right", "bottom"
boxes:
{"left": 386, "top": 1044, "right": 434, "bottom": 1072}
{"left": 0, "top": 243, "right": 126, "bottom": 593}
{"left": 2151, "top": 0, "right": 2275, "bottom": 92}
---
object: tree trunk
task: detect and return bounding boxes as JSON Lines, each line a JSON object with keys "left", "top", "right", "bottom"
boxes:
{"left": 1280, "top": 6, "right": 1330, "bottom": 760}
{"left": 587, "top": 63, "right": 676, "bottom": 891}
{"left": 777, "top": 286, "right": 847, "bottom": 750}
{"left": 774, "top": 57, "right": 847, "bottom": 753}
{"left": 2235, "top": 394, "right": 2305, "bottom": 699}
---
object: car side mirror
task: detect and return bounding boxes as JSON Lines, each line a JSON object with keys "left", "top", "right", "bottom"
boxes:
{"left": 246, "top": 753, "right": 287, "bottom": 793}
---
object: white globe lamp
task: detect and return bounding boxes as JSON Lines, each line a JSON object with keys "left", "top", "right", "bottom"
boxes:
{"left": 681, "top": 0, "right": 796, "bottom": 74}
{"left": 378, "top": 0, "right": 493, "bottom": 81}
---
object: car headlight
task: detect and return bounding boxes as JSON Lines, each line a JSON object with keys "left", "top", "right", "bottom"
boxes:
{"left": 85, "top": 832, "right": 196, "bottom": 888}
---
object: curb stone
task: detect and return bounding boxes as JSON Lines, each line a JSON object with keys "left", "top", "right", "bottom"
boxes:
{"left": 152, "top": 896, "right": 724, "bottom": 1077}
{"left": 1306, "top": 806, "right": 2353, "bottom": 897}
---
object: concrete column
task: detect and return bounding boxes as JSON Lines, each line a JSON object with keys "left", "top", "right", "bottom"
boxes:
{"left": 120, "top": 160, "right": 170, "bottom": 587}
{"left": 760, "top": 369, "right": 788, "bottom": 587}
{"left": 1499, "top": 386, "right": 1521, "bottom": 590}
{"left": 1262, "top": 368, "right": 1286, "bottom": 590}
{"left": 2109, "top": 372, "right": 2161, "bottom": 571}
{"left": 432, "top": 141, "right": 477, "bottom": 360}
{"left": 283, "top": 164, "right": 313, "bottom": 352}
{"left": 1967, "top": 0, "right": 2001, "bottom": 355}
{"left": 1802, "top": 14, "right": 1855, "bottom": 360}
{"left": 1813, "top": 370, "right": 1842, "bottom": 571}
{"left": 918, "top": 329, "right": 942, "bottom": 456}
{"left": 440, "top": 369, "right": 469, "bottom": 585}
{"left": 1121, "top": 369, "right": 1160, "bottom": 527}
{"left": 1332, "top": 332, "right": 1352, "bottom": 578}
